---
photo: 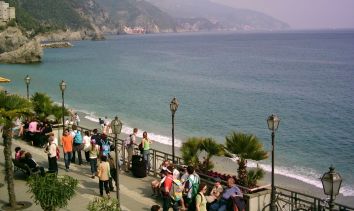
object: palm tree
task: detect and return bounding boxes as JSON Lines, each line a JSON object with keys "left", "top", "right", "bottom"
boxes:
{"left": 0, "top": 91, "right": 32, "bottom": 208}
{"left": 225, "top": 131, "right": 268, "bottom": 187}
{"left": 31, "top": 92, "right": 53, "bottom": 121}
{"left": 181, "top": 137, "right": 202, "bottom": 168}
{"left": 199, "top": 138, "right": 224, "bottom": 172}
{"left": 181, "top": 137, "right": 224, "bottom": 173}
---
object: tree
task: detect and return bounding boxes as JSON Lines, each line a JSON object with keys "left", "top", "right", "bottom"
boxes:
{"left": 0, "top": 91, "right": 32, "bottom": 208}
{"left": 27, "top": 174, "right": 78, "bottom": 211}
{"left": 225, "top": 131, "right": 268, "bottom": 187}
{"left": 31, "top": 92, "right": 53, "bottom": 121}
{"left": 181, "top": 137, "right": 224, "bottom": 173}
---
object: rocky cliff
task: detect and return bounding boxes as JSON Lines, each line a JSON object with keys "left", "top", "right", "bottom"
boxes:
{"left": 0, "top": 27, "right": 43, "bottom": 64}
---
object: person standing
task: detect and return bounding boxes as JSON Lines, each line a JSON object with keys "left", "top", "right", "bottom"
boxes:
{"left": 161, "top": 166, "right": 178, "bottom": 211}
{"left": 89, "top": 140, "right": 100, "bottom": 179}
{"left": 141, "top": 131, "right": 152, "bottom": 173}
{"left": 61, "top": 129, "right": 73, "bottom": 172}
{"left": 83, "top": 130, "right": 91, "bottom": 163}
{"left": 125, "top": 128, "right": 138, "bottom": 171}
{"left": 46, "top": 136, "right": 58, "bottom": 173}
{"left": 74, "top": 113, "right": 80, "bottom": 126}
{"left": 71, "top": 125, "right": 83, "bottom": 165}
{"left": 97, "top": 156, "right": 111, "bottom": 198}
{"left": 196, "top": 183, "right": 208, "bottom": 211}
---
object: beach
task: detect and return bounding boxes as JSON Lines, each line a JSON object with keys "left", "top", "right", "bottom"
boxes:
{"left": 76, "top": 111, "right": 354, "bottom": 207}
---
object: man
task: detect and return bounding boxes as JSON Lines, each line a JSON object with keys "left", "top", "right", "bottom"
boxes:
{"left": 61, "top": 129, "right": 74, "bottom": 172}
{"left": 206, "top": 177, "right": 224, "bottom": 204}
{"left": 162, "top": 166, "right": 179, "bottom": 211}
{"left": 209, "top": 177, "right": 243, "bottom": 211}
{"left": 125, "top": 128, "right": 138, "bottom": 171}
{"left": 184, "top": 166, "right": 200, "bottom": 211}
{"left": 71, "top": 125, "right": 83, "bottom": 165}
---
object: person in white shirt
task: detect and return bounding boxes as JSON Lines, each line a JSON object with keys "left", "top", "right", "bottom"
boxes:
{"left": 83, "top": 130, "right": 91, "bottom": 163}
{"left": 46, "top": 136, "right": 58, "bottom": 173}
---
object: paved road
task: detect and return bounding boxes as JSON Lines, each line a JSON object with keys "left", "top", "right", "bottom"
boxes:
{"left": 0, "top": 138, "right": 162, "bottom": 211}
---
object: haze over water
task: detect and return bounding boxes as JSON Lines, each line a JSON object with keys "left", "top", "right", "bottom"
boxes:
{"left": 2, "top": 30, "right": 354, "bottom": 196}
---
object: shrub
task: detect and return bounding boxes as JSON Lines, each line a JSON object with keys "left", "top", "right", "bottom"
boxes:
{"left": 87, "top": 197, "right": 120, "bottom": 211}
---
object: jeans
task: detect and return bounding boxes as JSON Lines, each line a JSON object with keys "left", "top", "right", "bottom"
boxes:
{"left": 64, "top": 152, "right": 72, "bottom": 169}
{"left": 99, "top": 180, "right": 109, "bottom": 196}
{"left": 71, "top": 144, "right": 83, "bottom": 164}
{"left": 143, "top": 150, "right": 150, "bottom": 171}
{"left": 126, "top": 147, "right": 134, "bottom": 170}
{"left": 90, "top": 158, "right": 97, "bottom": 175}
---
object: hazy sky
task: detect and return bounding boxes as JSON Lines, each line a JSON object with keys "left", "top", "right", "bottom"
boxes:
{"left": 213, "top": 0, "right": 354, "bottom": 29}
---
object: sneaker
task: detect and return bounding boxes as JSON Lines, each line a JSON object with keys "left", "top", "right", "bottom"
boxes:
{"left": 91, "top": 175, "right": 95, "bottom": 179}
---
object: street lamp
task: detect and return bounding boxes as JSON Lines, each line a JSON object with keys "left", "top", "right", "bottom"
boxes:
{"left": 111, "top": 116, "right": 122, "bottom": 207}
{"left": 321, "top": 166, "right": 342, "bottom": 211}
{"left": 59, "top": 80, "right": 66, "bottom": 131}
{"left": 24, "top": 75, "right": 31, "bottom": 100}
{"left": 267, "top": 114, "right": 280, "bottom": 211}
{"left": 170, "top": 97, "right": 179, "bottom": 164}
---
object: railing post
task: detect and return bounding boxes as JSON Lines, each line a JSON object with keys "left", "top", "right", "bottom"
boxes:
{"left": 153, "top": 150, "right": 157, "bottom": 177}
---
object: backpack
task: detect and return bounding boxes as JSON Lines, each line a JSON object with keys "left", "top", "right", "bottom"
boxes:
{"left": 74, "top": 131, "right": 83, "bottom": 144}
{"left": 169, "top": 179, "right": 184, "bottom": 202}
{"left": 124, "top": 134, "right": 133, "bottom": 147}
{"left": 186, "top": 174, "right": 200, "bottom": 199}
{"left": 101, "top": 140, "right": 110, "bottom": 157}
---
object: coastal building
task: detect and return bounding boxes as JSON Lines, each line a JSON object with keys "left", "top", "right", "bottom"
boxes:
{"left": 0, "top": 1, "right": 15, "bottom": 24}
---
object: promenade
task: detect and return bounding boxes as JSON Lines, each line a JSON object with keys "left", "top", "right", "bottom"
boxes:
{"left": 0, "top": 136, "right": 160, "bottom": 211}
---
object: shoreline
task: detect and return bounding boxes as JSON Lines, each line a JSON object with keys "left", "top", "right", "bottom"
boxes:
{"left": 75, "top": 111, "right": 354, "bottom": 207}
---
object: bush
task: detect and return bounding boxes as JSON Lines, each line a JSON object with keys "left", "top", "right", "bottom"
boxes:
{"left": 88, "top": 197, "right": 120, "bottom": 211}
{"left": 27, "top": 174, "right": 78, "bottom": 211}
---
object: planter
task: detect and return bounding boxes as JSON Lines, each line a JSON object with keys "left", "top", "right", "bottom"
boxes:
{"left": 244, "top": 188, "right": 271, "bottom": 211}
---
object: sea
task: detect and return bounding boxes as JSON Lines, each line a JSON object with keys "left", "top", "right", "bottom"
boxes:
{"left": 1, "top": 30, "right": 354, "bottom": 197}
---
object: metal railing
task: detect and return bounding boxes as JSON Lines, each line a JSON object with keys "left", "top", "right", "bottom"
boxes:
{"left": 75, "top": 126, "right": 354, "bottom": 211}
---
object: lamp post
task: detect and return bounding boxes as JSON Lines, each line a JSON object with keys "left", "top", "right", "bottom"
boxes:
{"left": 267, "top": 114, "right": 280, "bottom": 211}
{"left": 111, "top": 116, "right": 122, "bottom": 207}
{"left": 321, "top": 166, "right": 342, "bottom": 211}
{"left": 24, "top": 75, "right": 31, "bottom": 100}
{"left": 59, "top": 80, "right": 66, "bottom": 131}
{"left": 170, "top": 97, "right": 179, "bottom": 164}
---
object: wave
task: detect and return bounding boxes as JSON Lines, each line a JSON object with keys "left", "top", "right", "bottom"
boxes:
{"left": 246, "top": 161, "right": 354, "bottom": 197}
{"left": 82, "top": 110, "right": 353, "bottom": 197}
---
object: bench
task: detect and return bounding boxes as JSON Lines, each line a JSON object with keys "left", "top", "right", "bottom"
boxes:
{"left": 12, "top": 159, "right": 40, "bottom": 177}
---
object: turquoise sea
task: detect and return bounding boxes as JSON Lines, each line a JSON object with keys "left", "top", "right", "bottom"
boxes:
{"left": 1, "top": 30, "right": 354, "bottom": 196}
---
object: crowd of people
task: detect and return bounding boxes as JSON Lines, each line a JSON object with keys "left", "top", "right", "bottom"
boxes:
{"left": 149, "top": 160, "right": 245, "bottom": 211}
{"left": 12, "top": 114, "right": 245, "bottom": 210}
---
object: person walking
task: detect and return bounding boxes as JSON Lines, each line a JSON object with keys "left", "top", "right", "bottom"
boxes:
{"left": 141, "top": 131, "right": 152, "bottom": 173}
{"left": 61, "top": 129, "right": 73, "bottom": 172}
{"left": 89, "top": 140, "right": 100, "bottom": 179}
{"left": 46, "top": 136, "right": 58, "bottom": 173}
{"left": 107, "top": 154, "right": 117, "bottom": 191}
{"left": 125, "top": 128, "right": 138, "bottom": 171}
{"left": 97, "top": 156, "right": 111, "bottom": 198}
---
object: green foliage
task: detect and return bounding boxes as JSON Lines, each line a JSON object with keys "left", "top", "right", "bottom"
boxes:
{"left": 247, "top": 168, "right": 265, "bottom": 188}
{"left": 30, "top": 92, "right": 68, "bottom": 122}
{"left": 27, "top": 174, "right": 78, "bottom": 211}
{"left": 87, "top": 197, "right": 120, "bottom": 211}
{"left": 5, "top": 0, "right": 92, "bottom": 35}
{"left": 0, "top": 91, "right": 32, "bottom": 123}
{"left": 225, "top": 131, "right": 268, "bottom": 187}
{"left": 181, "top": 137, "right": 224, "bottom": 173}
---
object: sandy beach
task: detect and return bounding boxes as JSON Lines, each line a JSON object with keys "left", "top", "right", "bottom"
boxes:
{"left": 74, "top": 111, "right": 354, "bottom": 207}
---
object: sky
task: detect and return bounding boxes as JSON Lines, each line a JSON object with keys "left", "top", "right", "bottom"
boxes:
{"left": 213, "top": 0, "right": 354, "bottom": 29}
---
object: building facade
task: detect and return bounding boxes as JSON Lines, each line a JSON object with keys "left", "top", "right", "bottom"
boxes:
{"left": 0, "top": 1, "right": 15, "bottom": 24}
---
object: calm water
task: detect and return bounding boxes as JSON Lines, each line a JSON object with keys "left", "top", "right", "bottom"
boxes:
{"left": 1, "top": 30, "right": 354, "bottom": 196}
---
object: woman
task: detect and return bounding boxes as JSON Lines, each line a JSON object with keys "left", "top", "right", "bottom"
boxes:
{"left": 83, "top": 130, "right": 91, "bottom": 163}
{"left": 89, "top": 140, "right": 100, "bottom": 179}
{"left": 97, "top": 156, "right": 111, "bottom": 198}
{"left": 141, "top": 131, "right": 152, "bottom": 172}
{"left": 46, "top": 136, "right": 58, "bottom": 173}
{"left": 196, "top": 183, "right": 208, "bottom": 211}
{"left": 151, "top": 160, "right": 170, "bottom": 196}
{"left": 24, "top": 152, "right": 45, "bottom": 176}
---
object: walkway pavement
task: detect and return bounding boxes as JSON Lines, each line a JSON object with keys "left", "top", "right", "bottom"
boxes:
{"left": 0, "top": 137, "right": 161, "bottom": 211}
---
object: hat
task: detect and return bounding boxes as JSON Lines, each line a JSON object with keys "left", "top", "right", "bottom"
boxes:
{"left": 214, "top": 177, "right": 222, "bottom": 183}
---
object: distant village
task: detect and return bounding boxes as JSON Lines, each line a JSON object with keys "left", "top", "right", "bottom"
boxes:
{"left": 0, "top": 1, "right": 15, "bottom": 25}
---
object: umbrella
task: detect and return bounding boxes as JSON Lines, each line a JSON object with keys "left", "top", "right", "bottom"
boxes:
{"left": 0, "top": 76, "right": 11, "bottom": 83}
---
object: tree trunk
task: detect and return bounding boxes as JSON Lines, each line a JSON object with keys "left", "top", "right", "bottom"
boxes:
{"left": 2, "top": 122, "right": 17, "bottom": 208}
{"left": 237, "top": 158, "right": 248, "bottom": 187}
